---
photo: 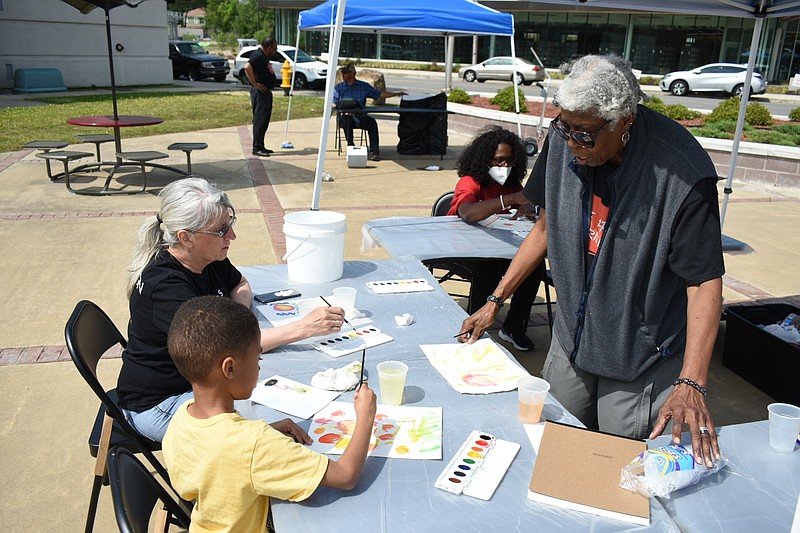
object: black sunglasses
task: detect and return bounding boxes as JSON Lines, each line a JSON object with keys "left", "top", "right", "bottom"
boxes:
{"left": 551, "top": 114, "right": 611, "bottom": 148}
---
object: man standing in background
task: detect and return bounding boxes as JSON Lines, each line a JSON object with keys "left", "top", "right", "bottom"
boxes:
{"left": 245, "top": 38, "right": 278, "bottom": 157}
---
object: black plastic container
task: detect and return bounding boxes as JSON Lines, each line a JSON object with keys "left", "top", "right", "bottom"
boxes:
{"left": 723, "top": 303, "right": 800, "bottom": 404}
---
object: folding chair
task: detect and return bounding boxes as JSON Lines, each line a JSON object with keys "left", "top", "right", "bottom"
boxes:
{"left": 65, "top": 300, "right": 190, "bottom": 533}
{"left": 335, "top": 110, "right": 368, "bottom": 155}
{"left": 423, "top": 191, "right": 473, "bottom": 298}
{"left": 107, "top": 447, "right": 191, "bottom": 533}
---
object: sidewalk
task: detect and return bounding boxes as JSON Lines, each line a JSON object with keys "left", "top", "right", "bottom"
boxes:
{"left": 0, "top": 112, "right": 798, "bottom": 531}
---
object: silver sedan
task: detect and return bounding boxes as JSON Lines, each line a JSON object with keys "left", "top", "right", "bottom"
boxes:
{"left": 458, "top": 57, "right": 545, "bottom": 86}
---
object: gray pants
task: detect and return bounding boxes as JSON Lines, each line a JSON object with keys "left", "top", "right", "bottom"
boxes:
{"left": 542, "top": 336, "right": 682, "bottom": 439}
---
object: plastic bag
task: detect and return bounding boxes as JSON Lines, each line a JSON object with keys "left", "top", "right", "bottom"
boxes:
{"left": 619, "top": 443, "right": 727, "bottom": 499}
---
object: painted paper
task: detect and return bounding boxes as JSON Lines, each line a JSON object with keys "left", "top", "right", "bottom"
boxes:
{"left": 420, "top": 338, "right": 529, "bottom": 394}
{"left": 309, "top": 401, "right": 442, "bottom": 459}
{"left": 248, "top": 375, "right": 339, "bottom": 419}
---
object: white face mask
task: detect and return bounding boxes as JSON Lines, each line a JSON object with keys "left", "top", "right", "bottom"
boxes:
{"left": 488, "top": 166, "right": 511, "bottom": 185}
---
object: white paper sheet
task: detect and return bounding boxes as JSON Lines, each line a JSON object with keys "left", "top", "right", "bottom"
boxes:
{"left": 420, "top": 338, "right": 530, "bottom": 394}
{"left": 248, "top": 375, "right": 339, "bottom": 419}
{"left": 309, "top": 401, "right": 442, "bottom": 459}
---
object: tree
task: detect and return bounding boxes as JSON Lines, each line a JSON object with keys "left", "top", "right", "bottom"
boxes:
{"left": 205, "top": 0, "right": 273, "bottom": 39}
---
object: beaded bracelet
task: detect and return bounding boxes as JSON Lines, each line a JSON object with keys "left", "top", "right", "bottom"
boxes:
{"left": 673, "top": 377, "right": 708, "bottom": 397}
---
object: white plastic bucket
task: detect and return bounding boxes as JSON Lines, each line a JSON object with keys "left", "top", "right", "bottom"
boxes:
{"left": 282, "top": 211, "right": 346, "bottom": 283}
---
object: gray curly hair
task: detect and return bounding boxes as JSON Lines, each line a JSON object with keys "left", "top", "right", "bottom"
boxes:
{"left": 554, "top": 54, "right": 646, "bottom": 128}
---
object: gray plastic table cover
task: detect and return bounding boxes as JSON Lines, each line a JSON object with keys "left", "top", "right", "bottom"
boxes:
{"left": 361, "top": 216, "right": 525, "bottom": 261}
{"left": 651, "top": 420, "right": 800, "bottom": 532}
{"left": 238, "top": 258, "right": 677, "bottom": 533}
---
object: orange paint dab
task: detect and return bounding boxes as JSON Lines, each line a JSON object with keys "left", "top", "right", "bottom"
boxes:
{"left": 313, "top": 427, "right": 326, "bottom": 434}
{"left": 318, "top": 433, "right": 340, "bottom": 444}
{"left": 378, "top": 433, "right": 394, "bottom": 441}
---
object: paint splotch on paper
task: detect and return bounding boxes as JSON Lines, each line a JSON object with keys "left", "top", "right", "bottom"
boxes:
{"left": 420, "top": 338, "right": 529, "bottom": 394}
{"left": 309, "top": 401, "right": 442, "bottom": 459}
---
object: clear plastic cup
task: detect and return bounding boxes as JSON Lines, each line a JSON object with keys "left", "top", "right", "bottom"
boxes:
{"left": 377, "top": 361, "right": 408, "bottom": 405}
{"left": 518, "top": 376, "right": 550, "bottom": 423}
{"left": 332, "top": 286, "right": 357, "bottom": 318}
{"left": 767, "top": 402, "right": 800, "bottom": 453}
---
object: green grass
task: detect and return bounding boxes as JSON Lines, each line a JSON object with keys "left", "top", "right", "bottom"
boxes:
{"left": 0, "top": 91, "right": 326, "bottom": 153}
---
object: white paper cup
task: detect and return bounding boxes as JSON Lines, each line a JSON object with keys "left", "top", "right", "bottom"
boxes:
{"left": 767, "top": 402, "right": 800, "bottom": 453}
{"left": 377, "top": 361, "right": 408, "bottom": 405}
{"left": 518, "top": 376, "right": 550, "bottom": 423}
{"left": 332, "top": 286, "right": 357, "bottom": 318}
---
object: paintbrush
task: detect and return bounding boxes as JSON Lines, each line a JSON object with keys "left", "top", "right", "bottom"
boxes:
{"left": 319, "top": 295, "right": 366, "bottom": 386}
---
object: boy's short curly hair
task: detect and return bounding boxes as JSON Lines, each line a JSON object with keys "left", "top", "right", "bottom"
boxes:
{"left": 168, "top": 296, "right": 260, "bottom": 383}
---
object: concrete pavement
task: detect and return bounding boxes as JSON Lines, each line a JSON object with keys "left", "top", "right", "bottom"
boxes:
{"left": 0, "top": 108, "right": 799, "bottom": 531}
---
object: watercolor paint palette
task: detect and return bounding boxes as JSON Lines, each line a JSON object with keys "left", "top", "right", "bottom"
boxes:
{"left": 366, "top": 279, "right": 435, "bottom": 294}
{"left": 435, "top": 430, "right": 520, "bottom": 500}
{"left": 311, "top": 326, "right": 393, "bottom": 358}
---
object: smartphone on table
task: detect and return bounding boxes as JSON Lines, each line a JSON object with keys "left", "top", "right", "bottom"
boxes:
{"left": 254, "top": 289, "right": 301, "bottom": 304}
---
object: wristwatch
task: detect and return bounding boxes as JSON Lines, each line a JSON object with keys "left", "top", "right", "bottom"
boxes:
{"left": 486, "top": 295, "right": 505, "bottom": 309}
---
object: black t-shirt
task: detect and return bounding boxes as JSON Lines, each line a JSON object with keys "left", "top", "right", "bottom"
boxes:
{"left": 248, "top": 48, "right": 276, "bottom": 89}
{"left": 117, "top": 251, "right": 242, "bottom": 411}
{"left": 524, "top": 135, "right": 723, "bottom": 286}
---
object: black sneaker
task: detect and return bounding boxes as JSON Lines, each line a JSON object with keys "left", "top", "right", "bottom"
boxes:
{"left": 252, "top": 149, "right": 270, "bottom": 157}
{"left": 498, "top": 329, "right": 535, "bottom": 351}
{"left": 264, "top": 148, "right": 275, "bottom": 154}
{"left": 370, "top": 152, "right": 381, "bottom": 162}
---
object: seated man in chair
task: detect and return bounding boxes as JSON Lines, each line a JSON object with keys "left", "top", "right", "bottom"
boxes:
{"left": 333, "top": 63, "right": 406, "bottom": 162}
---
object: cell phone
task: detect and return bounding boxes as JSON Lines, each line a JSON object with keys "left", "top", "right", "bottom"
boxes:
{"left": 254, "top": 289, "right": 302, "bottom": 304}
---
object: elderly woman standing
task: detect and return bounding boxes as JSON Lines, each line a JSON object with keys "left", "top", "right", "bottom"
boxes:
{"left": 118, "top": 177, "right": 344, "bottom": 442}
{"left": 459, "top": 55, "right": 724, "bottom": 467}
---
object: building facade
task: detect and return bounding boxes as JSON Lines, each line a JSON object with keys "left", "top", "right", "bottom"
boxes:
{"left": 270, "top": 1, "right": 800, "bottom": 83}
{"left": 0, "top": 0, "right": 172, "bottom": 90}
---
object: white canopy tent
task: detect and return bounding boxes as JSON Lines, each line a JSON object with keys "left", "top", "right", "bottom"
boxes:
{"left": 294, "top": 0, "right": 515, "bottom": 209}
{"left": 524, "top": 0, "right": 800, "bottom": 229}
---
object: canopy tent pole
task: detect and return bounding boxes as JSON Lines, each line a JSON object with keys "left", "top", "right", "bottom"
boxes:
{"left": 279, "top": 30, "right": 304, "bottom": 149}
{"left": 720, "top": 11, "right": 765, "bottom": 230}
{"left": 445, "top": 35, "right": 455, "bottom": 91}
{"left": 311, "top": 0, "right": 347, "bottom": 210}
{"left": 510, "top": 34, "right": 522, "bottom": 138}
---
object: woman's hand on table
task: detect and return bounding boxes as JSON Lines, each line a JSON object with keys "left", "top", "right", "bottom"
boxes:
{"left": 300, "top": 306, "right": 346, "bottom": 336}
{"left": 511, "top": 202, "right": 536, "bottom": 220}
{"left": 457, "top": 302, "right": 500, "bottom": 344}
{"left": 272, "top": 418, "right": 313, "bottom": 444}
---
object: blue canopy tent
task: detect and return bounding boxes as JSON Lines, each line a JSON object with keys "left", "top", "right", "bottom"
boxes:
{"left": 295, "top": 0, "right": 514, "bottom": 209}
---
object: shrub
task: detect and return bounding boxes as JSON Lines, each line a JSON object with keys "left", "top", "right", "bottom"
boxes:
{"left": 745, "top": 101, "right": 774, "bottom": 126}
{"left": 773, "top": 122, "right": 800, "bottom": 135}
{"left": 664, "top": 104, "right": 701, "bottom": 121}
{"left": 789, "top": 107, "right": 800, "bottom": 121}
{"left": 745, "top": 129, "right": 798, "bottom": 146}
{"left": 643, "top": 96, "right": 667, "bottom": 115}
{"left": 447, "top": 88, "right": 472, "bottom": 104}
{"left": 490, "top": 85, "right": 528, "bottom": 113}
{"left": 706, "top": 96, "right": 774, "bottom": 126}
{"left": 639, "top": 76, "right": 662, "bottom": 86}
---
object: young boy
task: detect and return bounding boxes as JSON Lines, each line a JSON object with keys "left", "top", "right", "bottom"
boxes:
{"left": 163, "top": 296, "right": 377, "bottom": 533}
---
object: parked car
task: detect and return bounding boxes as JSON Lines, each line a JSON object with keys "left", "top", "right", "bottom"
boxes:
{"left": 659, "top": 63, "right": 767, "bottom": 97}
{"left": 232, "top": 45, "right": 328, "bottom": 90}
{"left": 168, "top": 40, "right": 230, "bottom": 82}
{"left": 458, "top": 57, "right": 545, "bottom": 86}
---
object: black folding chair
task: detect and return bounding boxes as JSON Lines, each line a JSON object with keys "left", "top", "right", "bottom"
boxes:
{"left": 107, "top": 447, "right": 190, "bottom": 533}
{"left": 65, "top": 300, "right": 190, "bottom": 533}
{"left": 423, "top": 191, "right": 474, "bottom": 298}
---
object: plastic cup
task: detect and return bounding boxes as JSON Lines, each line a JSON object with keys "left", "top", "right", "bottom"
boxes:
{"left": 333, "top": 286, "right": 357, "bottom": 318}
{"left": 518, "top": 376, "right": 550, "bottom": 424}
{"left": 377, "top": 361, "right": 408, "bottom": 405}
{"left": 767, "top": 402, "right": 800, "bottom": 453}
{"left": 298, "top": 298, "right": 323, "bottom": 314}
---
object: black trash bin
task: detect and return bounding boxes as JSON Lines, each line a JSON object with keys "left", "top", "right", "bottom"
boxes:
{"left": 723, "top": 303, "right": 800, "bottom": 404}
{"left": 397, "top": 93, "right": 448, "bottom": 156}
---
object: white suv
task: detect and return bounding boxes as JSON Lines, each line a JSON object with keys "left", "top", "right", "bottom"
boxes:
{"left": 232, "top": 45, "right": 328, "bottom": 89}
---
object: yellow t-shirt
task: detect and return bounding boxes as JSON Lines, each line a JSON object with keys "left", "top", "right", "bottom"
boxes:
{"left": 163, "top": 401, "right": 329, "bottom": 533}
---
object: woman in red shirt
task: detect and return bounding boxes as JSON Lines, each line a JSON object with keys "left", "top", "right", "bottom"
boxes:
{"left": 447, "top": 127, "right": 546, "bottom": 351}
